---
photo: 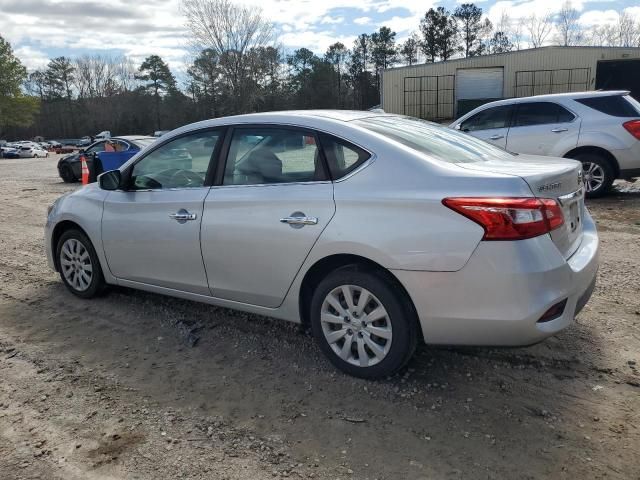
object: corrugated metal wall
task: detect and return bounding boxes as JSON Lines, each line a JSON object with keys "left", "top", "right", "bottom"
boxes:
{"left": 382, "top": 47, "right": 640, "bottom": 119}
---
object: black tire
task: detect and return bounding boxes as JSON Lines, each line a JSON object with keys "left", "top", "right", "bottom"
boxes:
{"left": 59, "top": 164, "right": 76, "bottom": 183}
{"left": 571, "top": 152, "right": 614, "bottom": 198}
{"left": 310, "top": 266, "right": 418, "bottom": 379}
{"left": 56, "top": 229, "right": 106, "bottom": 298}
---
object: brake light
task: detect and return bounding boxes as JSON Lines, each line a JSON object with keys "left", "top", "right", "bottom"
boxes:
{"left": 442, "top": 197, "right": 564, "bottom": 240}
{"left": 623, "top": 120, "right": 640, "bottom": 140}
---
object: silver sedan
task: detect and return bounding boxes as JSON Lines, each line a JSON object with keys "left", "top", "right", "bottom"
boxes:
{"left": 45, "top": 111, "right": 599, "bottom": 378}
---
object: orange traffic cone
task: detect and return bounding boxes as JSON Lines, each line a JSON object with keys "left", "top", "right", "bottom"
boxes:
{"left": 80, "top": 154, "right": 89, "bottom": 185}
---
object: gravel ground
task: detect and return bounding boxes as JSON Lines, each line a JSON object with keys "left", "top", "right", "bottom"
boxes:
{"left": 0, "top": 154, "right": 639, "bottom": 480}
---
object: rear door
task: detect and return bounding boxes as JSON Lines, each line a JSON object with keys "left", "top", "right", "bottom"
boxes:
{"left": 506, "top": 101, "right": 580, "bottom": 155}
{"left": 201, "top": 125, "right": 335, "bottom": 308}
{"left": 459, "top": 104, "right": 513, "bottom": 149}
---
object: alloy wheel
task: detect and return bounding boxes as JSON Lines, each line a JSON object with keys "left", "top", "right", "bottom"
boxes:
{"left": 320, "top": 285, "right": 393, "bottom": 368}
{"left": 60, "top": 238, "right": 93, "bottom": 291}
{"left": 582, "top": 162, "right": 605, "bottom": 193}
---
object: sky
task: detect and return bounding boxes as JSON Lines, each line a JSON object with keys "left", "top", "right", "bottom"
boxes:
{"left": 1, "top": 0, "right": 639, "bottom": 82}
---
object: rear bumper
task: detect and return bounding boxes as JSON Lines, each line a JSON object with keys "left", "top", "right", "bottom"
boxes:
{"left": 393, "top": 210, "right": 599, "bottom": 346}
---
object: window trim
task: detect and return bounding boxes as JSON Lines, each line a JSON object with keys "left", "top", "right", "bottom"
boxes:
{"left": 460, "top": 104, "right": 514, "bottom": 132}
{"left": 120, "top": 127, "right": 227, "bottom": 191}
{"left": 213, "top": 124, "right": 331, "bottom": 187}
{"left": 510, "top": 101, "right": 578, "bottom": 128}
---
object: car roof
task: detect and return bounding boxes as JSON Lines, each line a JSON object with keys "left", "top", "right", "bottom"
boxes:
{"left": 482, "top": 90, "right": 630, "bottom": 107}
{"left": 115, "top": 135, "right": 155, "bottom": 141}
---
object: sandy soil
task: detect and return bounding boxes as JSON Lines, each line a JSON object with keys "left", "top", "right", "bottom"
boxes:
{"left": 0, "top": 154, "right": 639, "bottom": 480}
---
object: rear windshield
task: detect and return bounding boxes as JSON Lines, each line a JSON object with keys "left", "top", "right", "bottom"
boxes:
{"left": 353, "top": 116, "right": 515, "bottom": 163}
{"left": 575, "top": 95, "right": 640, "bottom": 117}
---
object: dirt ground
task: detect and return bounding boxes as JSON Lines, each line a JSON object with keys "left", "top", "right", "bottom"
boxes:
{"left": 1, "top": 154, "right": 639, "bottom": 480}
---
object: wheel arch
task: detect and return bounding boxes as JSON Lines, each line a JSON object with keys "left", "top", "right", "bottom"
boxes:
{"left": 51, "top": 220, "right": 91, "bottom": 271}
{"left": 298, "top": 253, "right": 422, "bottom": 340}
{"left": 563, "top": 146, "right": 620, "bottom": 178}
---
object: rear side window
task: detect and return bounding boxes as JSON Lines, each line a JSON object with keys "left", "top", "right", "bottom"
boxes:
{"left": 460, "top": 105, "right": 512, "bottom": 132}
{"left": 513, "top": 102, "right": 575, "bottom": 127}
{"left": 319, "top": 134, "right": 370, "bottom": 179}
{"left": 575, "top": 95, "right": 640, "bottom": 117}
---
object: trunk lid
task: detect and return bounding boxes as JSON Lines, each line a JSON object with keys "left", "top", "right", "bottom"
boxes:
{"left": 457, "top": 155, "right": 585, "bottom": 259}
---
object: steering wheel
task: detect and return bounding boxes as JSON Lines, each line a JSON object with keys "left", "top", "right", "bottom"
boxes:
{"left": 170, "top": 169, "right": 203, "bottom": 187}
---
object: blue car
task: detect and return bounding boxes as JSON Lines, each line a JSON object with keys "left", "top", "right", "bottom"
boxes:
{"left": 57, "top": 136, "right": 156, "bottom": 182}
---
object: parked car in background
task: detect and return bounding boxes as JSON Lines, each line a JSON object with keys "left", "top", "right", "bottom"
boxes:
{"left": 1, "top": 146, "right": 19, "bottom": 158}
{"left": 18, "top": 145, "right": 49, "bottom": 158}
{"left": 77, "top": 136, "right": 92, "bottom": 147}
{"left": 46, "top": 111, "right": 598, "bottom": 378}
{"left": 450, "top": 91, "right": 640, "bottom": 197}
{"left": 57, "top": 136, "right": 155, "bottom": 182}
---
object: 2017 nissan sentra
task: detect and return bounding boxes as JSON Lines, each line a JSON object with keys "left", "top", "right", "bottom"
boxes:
{"left": 45, "top": 111, "right": 599, "bottom": 378}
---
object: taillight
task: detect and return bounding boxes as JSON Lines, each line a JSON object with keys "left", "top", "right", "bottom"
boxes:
{"left": 442, "top": 197, "right": 564, "bottom": 241}
{"left": 623, "top": 119, "right": 640, "bottom": 140}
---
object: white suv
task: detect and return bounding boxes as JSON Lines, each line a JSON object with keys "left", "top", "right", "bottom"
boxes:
{"left": 451, "top": 91, "right": 640, "bottom": 197}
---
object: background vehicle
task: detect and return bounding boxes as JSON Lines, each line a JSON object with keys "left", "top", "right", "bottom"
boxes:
{"left": 46, "top": 111, "right": 598, "bottom": 378}
{"left": 450, "top": 91, "right": 640, "bottom": 197}
{"left": 18, "top": 146, "right": 49, "bottom": 158}
{"left": 57, "top": 136, "right": 155, "bottom": 182}
{"left": 1, "top": 146, "right": 19, "bottom": 158}
{"left": 77, "top": 136, "right": 92, "bottom": 147}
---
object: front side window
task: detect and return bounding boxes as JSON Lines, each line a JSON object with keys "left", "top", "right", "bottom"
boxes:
{"left": 223, "top": 128, "right": 325, "bottom": 185}
{"left": 354, "top": 116, "right": 515, "bottom": 163}
{"left": 513, "top": 102, "right": 575, "bottom": 127}
{"left": 130, "top": 130, "right": 221, "bottom": 190}
{"left": 460, "top": 105, "right": 512, "bottom": 132}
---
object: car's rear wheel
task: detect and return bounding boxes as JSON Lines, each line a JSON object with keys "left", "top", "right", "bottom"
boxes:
{"left": 572, "top": 153, "right": 614, "bottom": 198}
{"left": 310, "top": 267, "right": 417, "bottom": 379}
{"left": 56, "top": 229, "right": 106, "bottom": 298}
{"left": 59, "top": 164, "right": 76, "bottom": 183}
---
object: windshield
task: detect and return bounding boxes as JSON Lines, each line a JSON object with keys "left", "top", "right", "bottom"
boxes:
{"left": 353, "top": 116, "right": 515, "bottom": 163}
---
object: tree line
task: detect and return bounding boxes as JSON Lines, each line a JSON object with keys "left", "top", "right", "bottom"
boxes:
{"left": 1, "top": 0, "right": 639, "bottom": 140}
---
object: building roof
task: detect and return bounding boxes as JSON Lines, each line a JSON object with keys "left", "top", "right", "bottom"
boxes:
{"left": 384, "top": 45, "right": 640, "bottom": 73}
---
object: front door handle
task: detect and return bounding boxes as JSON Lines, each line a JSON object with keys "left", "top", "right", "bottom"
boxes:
{"left": 280, "top": 212, "right": 318, "bottom": 229}
{"left": 551, "top": 128, "right": 568, "bottom": 133}
{"left": 489, "top": 134, "right": 504, "bottom": 140}
{"left": 169, "top": 209, "right": 197, "bottom": 223}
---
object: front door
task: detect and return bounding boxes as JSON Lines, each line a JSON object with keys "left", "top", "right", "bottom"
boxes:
{"left": 201, "top": 126, "right": 335, "bottom": 308}
{"left": 459, "top": 104, "right": 513, "bottom": 149}
{"left": 102, "top": 129, "right": 223, "bottom": 295}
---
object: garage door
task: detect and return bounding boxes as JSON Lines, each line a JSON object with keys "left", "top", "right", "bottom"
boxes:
{"left": 455, "top": 67, "right": 504, "bottom": 117}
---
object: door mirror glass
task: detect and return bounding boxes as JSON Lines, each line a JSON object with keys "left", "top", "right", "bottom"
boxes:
{"left": 98, "top": 169, "right": 122, "bottom": 190}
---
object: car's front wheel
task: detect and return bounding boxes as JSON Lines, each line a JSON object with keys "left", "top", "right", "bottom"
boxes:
{"left": 56, "top": 229, "right": 106, "bottom": 298}
{"left": 59, "top": 164, "right": 76, "bottom": 183}
{"left": 310, "top": 267, "right": 418, "bottom": 379}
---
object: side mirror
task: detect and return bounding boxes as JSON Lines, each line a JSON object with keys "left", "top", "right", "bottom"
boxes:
{"left": 454, "top": 124, "right": 461, "bottom": 130}
{"left": 98, "top": 169, "right": 122, "bottom": 191}
{"left": 79, "top": 149, "right": 85, "bottom": 153}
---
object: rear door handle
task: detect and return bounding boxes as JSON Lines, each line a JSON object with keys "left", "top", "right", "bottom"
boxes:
{"left": 489, "top": 134, "right": 504, "bottom": 140}
{"left": 551, "top": 128, "right": 568, "bottom": 133}
{"left": 169, "top": 209, "right": 197, "bottom": 223}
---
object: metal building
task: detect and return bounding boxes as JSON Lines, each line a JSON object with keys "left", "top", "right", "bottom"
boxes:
{"left": 381, "top": 46, "right": 640, "bottom": 120}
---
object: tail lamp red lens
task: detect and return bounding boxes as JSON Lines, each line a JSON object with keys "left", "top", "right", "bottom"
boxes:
{"left": 442, "top": 197, "right": 564, "bottom": 241}
{"left": 623, "top": 120, "right": 640, "bottom": 140}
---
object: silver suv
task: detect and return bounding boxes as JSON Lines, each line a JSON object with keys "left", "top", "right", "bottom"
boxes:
{"left": 451, "top": 91, "right": 640, "bottom": 197}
